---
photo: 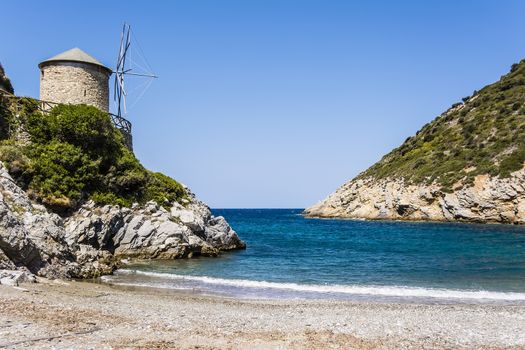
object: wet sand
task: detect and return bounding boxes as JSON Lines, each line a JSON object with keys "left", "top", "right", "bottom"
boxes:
{"left": 0, "top": 280, "right": 524, "bottom": 349}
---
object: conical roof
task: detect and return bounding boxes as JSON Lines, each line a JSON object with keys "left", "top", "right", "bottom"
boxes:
{"left": 39, "top": 47, "right": 112, "bottom": 74}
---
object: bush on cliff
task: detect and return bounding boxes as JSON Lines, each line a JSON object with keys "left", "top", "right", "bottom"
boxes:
{"left": 0, "top": 103, "right": 185, "bottom": 213}
{"left": 26, "top": 141, "right": 99, "bottom": 209}
{"left": 26, "top": 104, "right": 122, "bottom": 171}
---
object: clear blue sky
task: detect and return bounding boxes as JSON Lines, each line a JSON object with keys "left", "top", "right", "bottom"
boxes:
{"left": 2, "top": 1, "right": 525, "bottom": 208}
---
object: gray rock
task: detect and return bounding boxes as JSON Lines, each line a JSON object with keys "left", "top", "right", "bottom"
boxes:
{"left": 171, "top": 203, "right": 205, "bottom": 233}
{"left": 305, "top": 168, "right": 525, "bottom": 224}
{"left": 0, "top": 249, "right": 16, "bottom": 270}
{"left": 205, "top": 216, "right": 246, "bottom": 250}
{"left": 67, "top": 192, "right": 246, "bottom": 259}
{"left": 0, "top": 269, "right": 36, "bottom": 286}
{"left": 0, "top": 162, "right": 79, "bottom": 278}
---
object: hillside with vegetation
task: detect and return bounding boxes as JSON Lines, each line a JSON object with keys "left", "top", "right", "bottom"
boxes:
{"left": 305, "top": 60, "right": 525, "bottom": 224}
{"left": 0, "top": 100, "right": 185, "bottom": 214}
{"left": 360, "top": 59, "right": 525, "bottom": 192}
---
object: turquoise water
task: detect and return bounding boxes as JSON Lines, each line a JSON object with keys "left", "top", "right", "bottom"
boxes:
{"left": 103, "top": 209, "right": 525, "bottom": 303}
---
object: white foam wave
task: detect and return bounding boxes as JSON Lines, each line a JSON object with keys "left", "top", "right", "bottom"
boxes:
{"left": 109, "top": 269, "right": 525, "bottom": 301}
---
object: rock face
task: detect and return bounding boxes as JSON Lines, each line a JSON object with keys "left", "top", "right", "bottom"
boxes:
{"left": 0, "top": 63, "right": 14, "bottom": 93}
{"left": 0, "top": 162, "right": 245, "bottom": 281}
{"left": 0, "top": 161, "right": 103, "bottom": 280}
{"left": 65, "top": 196, "right": 245, "bottom": 260}
{"left": 304, "top": 168, "right": 525, "bottom": 224}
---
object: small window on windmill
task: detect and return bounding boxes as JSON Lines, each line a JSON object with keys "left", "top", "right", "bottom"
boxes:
{"left": 84, "top": 89, "right": 87, "bottom": 97}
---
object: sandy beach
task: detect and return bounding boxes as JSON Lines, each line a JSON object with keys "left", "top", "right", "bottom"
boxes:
{"left": 0, "top": 280, "right": 523, "bottom": 349}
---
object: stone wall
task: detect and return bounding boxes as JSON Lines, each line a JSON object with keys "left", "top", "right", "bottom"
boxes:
{"left": 40, "top": 62, "right": 110, "bottom": 112}
{"left": 120, "top": 130, "right": 133, "bottom": 151}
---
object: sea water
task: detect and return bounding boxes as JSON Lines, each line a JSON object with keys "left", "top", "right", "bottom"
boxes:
{"left": 102, "top": 209, "right": 525, "bottom": 304}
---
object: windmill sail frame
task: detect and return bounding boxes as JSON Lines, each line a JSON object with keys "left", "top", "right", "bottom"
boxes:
{"left": 113, "top": 23, "right": 157, "bottom": 119}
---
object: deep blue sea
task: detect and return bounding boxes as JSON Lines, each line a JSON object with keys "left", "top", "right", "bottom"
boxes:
{"left": 103, "top": 209, "right": 525, "bottom": 304}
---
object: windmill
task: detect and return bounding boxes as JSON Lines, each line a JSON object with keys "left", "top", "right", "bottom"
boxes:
{"left": 114, "top": 23, "right": 157, "bottom": 119}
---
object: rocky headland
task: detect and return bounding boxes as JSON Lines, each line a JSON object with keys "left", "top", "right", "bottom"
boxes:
{"left": 0, "top": 64, "right": 245, "bottom": 285}
{"left": 304, "top": 169, "right": 525, "bottom": 223}
{"left": 0, "top": 161, "right": 245, "bottom": 284}
{"left": 305, "top": 60, "right": 525, "bottom": 224}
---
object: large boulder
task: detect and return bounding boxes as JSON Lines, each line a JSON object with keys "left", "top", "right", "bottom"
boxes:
{"left": 0, "top": 269, "right": 36, "bottom": 286}
{"left": 65, "top": 193, "right": 246, "bottom": 260}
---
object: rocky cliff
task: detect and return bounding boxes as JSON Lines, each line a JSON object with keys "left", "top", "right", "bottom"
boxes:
{"left": 305, "top": 60, "right": 525, "bottom": 224}
{"left": 0, "top": 161, "right": 245, "bottom": 283}
{"left": 304, "top": 169, "right": 525, "bottom": 223}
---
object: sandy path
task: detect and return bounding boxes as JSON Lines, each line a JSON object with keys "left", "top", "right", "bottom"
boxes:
{"left": 0, "top": 280, "right": 524, "bottom": 349}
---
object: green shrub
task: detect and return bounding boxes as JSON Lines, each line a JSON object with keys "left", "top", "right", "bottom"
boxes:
{"left": 0, "top": 140, "right": 31, "bottom": 185}
{"left": 26, "top": 104, "right": 123, "bottom": 170}
{"left": 499, "top": 147, "right": 525, "bottom": 177}
{"left": 0, "top": 103, "right": 11, "bottom": 139}
{"left": 90, "top": 192, "right": 133, "bottom": 208}
{"left": 144, "top": 172, "right": 186, "bottom": 205}
{"left": 26, "top": 141, "right": 99, "bottom": 210}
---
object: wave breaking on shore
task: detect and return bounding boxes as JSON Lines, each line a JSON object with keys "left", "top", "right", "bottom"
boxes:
{"left": 101, "top": 269, "right": 525, "bottom": 304}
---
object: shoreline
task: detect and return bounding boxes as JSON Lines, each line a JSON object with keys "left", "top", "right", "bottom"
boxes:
{"left": 102, "top": 268, "right": 525, "bottom": 305}
{"left": 302, "top": 212, "right": 525, "bottom": 227}
{"left": 1, "top": 280, "right": 524, "bottom": 349}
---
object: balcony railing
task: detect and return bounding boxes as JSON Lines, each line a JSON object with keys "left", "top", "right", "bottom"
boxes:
{"left": 0, "top": 88, "right": 132, "bottom": 135}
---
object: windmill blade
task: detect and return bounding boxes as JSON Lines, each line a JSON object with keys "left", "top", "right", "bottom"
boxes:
{"left": 118, "top": 42, "right": 129, "bottom": 70}
{"left": 114, "top": 24, "right": 125, "bottom": 104}
{"left": 119, "top": 76, "right": 127, "bottom": 115}
{"left": 114, "top": 72, "right": 127, "bottom": 117}
{"left": 113, "top": 74, "right": 119, "bottom": 101}
{"left": 114, "top": 23, "right": 130, "bottom": 117}
{"left": 116, "top": 24, "right": 130, "bottom": 71}
{"left": 116, "top": 24, "right": 125, "bottom": 69}
{"left": 119, "top": 27, "right": 131, "bottom": 70}
{"left": 115, "top": 76, "right": 121, "bottom": 115}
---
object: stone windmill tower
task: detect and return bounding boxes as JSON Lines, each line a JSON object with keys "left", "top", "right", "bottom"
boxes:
{"left": 38, "top": 47, "right": 112, "bottom": 112}
{"left": 37, "top": 25, "right": 156, "bottom": 151}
